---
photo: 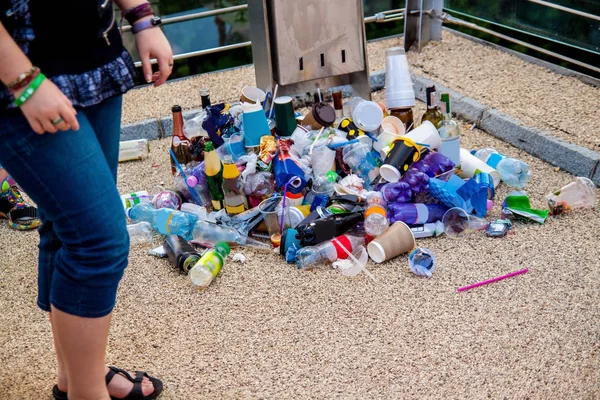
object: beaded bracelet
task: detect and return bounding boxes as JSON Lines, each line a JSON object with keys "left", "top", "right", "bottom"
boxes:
{"left": 9, "top": 68, "right": 41, "bottom": 93}
{"left": 7, "top": 66, "right": 37, "bottom": 90}
{"left": 13, "top": 73, "right": 46, "bottom": 107}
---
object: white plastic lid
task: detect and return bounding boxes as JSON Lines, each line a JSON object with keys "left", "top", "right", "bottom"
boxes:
{"left": 352, "top": 101, "right": 384, "bottom": 132}
{"left": 380, "top": 164, "right": 401, "bottom": 183}
{"left": 367, "top": 241, "right": 386, "bottom": 264}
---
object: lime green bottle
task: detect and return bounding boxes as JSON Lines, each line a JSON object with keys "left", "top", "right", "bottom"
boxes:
{"left": 189, "top": 242, "right": 230, "bottom": 289}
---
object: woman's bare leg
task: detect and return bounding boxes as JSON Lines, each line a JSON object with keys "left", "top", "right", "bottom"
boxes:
{"left": 50, "top": 307, "right": 111, "bottom": 400}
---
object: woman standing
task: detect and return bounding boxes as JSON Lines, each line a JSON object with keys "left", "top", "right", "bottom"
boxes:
{"left": 0, "top": 1, "right": 172, "bottom": 399}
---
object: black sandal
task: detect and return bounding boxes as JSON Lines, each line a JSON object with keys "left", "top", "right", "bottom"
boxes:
{"left": 52, "top": 366, "right": 163, "bottom": 400}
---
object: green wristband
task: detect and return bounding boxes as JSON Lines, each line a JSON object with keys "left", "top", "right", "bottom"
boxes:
{"left": 13, "top": 73, "right": 46, "bottom": 107}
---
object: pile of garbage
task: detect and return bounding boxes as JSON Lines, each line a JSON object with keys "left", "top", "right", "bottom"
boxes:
{"left": 120, "top": 47, "right": 598, "bottom": 290}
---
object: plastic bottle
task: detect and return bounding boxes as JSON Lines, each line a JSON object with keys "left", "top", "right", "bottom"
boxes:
{"left": 386, "top": 203, "right": 449, "bottom": 225}
{"left": 192, "top": 220, "right": 270, "bottom": 249}
{"left": 127, "top": 222, "right": 154, "bottom": 244}
{"left": 204, "top": 141, "right": 225, "bottom": 210}
{"left": 364, "top": 192, "right": 389, "bottom": 237}
{"left": 474, "top": 148, "right": 532, "bottom": 188}
{"left": 222, "top": 155, "right": 248, "bottom": 215}
{"left": 189, "top": 242, "right": 230, "bottom": 289}
{"left": 296, "top": 212, "right": 365, "bottom": 247}
{"left": 296, "top": 235, "right": 365, "bottom": 270}
{"left": 179, "top": 162, "right": 212, "bottom": 207}
{"left": 127, "top": 203, "right": 198, "bottom": 240}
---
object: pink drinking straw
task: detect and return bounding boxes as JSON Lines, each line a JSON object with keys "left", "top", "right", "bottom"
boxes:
{"left": 458, "top": 268, "right": 528, "bottom": 292}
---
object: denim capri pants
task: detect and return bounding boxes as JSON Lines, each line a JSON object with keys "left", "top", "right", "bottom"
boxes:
{"left": 0, "top": 95, "right": 129, "bottom": 318}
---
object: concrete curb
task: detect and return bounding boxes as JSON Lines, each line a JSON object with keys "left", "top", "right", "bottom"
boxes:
{"left": 121, "top": 71, "right": 600, "bottom": 185}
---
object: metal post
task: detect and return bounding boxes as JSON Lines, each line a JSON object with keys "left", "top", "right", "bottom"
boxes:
{"left": 404, "top": 0, "right": 444, "bottom": 52}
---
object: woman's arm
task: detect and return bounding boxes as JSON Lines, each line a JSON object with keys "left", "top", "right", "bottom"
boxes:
{"left": 114, "top": 0, "right": 173, "bottom": 87}
{"left": 0, "top": 23, "right": 78, "bottom": 134}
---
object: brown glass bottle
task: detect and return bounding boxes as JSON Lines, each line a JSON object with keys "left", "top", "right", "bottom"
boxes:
{"left": 389, "top": 107, "right": 414, "bottom": 132}
{"left": 170, "top": 105, "right": 192, "bottom": 175}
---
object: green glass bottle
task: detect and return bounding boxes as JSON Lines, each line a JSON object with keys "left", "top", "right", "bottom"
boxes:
{"left": 420, "top": 85, "right": 444, "bottom": 128}
{"left": 204, "top": 142, "right": 224, "bottom": 211}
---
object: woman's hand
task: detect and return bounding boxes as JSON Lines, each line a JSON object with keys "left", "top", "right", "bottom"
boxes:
{"left": 18, "top": 79, "right": 79, "bottom": 134}
{"left": 135, "top": 23, "right": 173, "bottom": 87}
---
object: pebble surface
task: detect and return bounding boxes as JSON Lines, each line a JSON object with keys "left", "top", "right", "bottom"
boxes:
{"left": 1, "top": 101, "right": 599, "bottom": 399}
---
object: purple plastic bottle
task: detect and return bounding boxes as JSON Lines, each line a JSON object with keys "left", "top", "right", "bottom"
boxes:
{"left": 386, "top": 203, "right": 449, "bottom": 225}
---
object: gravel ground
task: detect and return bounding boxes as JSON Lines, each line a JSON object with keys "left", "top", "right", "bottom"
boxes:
{"left": 122, "top": 30, "right": 600, "bottom": 152}
{"left": 1, "top": 99, "right": 599, "bottom": 399}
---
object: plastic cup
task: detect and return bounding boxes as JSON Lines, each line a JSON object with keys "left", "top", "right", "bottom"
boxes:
{"left": 381, "top": 116, "right": 406, "bottom": 136}
{"left": 274, "top": 96, "right": 297, "bottom": 136}
{"left": 402, "top": 121, "right": 441, "bottom": 151}
{"left": 226, "top": 131, "right": 247, "bottom": 161}
{"left": 442, "top": 207, "right": 489, "bottom": 238}
{"left": 385, "top": 47, "right": 416, "bottom": 109}
{"left": 373, "top": 130, "right": 403, "bottom": 154}
{"left": 408, "top": 248, "right": 437, "bottom": 278}
{"left": 243, "top": 105, "right": 271, "bottom": 148}
{"left": 258, "top": 196, "right": 284, "bottom": 237}
{"left": 343, "top": 143, "right": 380, "bottom": 186}
{"left": 546, "top": 176, "right": 598, "bottom": 215}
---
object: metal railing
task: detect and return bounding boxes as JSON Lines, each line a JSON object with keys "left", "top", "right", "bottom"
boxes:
{"left": 527, "top": 0, "right": 600, "bottom": 23}
{"left": 131, "top": 6, "right": 404, "bottom": 68}
{"left": 129, "top": 2, "right": 598, "bottom": 77}
{"left": 438, "top": 11, "right": 600, "bottom": 75}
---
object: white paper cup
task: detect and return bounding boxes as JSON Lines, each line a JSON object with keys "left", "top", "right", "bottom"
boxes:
{"left": 241, "top": 86, "right": 267, "bottom": 104}
{"left": 402, "top": 121, "right": 441, "bottom": 151}
{"left": 458, "top": 148, "right": 501, "bottom": 188}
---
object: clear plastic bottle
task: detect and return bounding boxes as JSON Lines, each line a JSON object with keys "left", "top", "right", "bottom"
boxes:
{"left": 192, "top": 220, "right": 270, "bottom": 249}
{"left": 474, "top": 148, "right": 532, "bottom": 188}
{"left": 126, "top": 222, "right": 154, "bottom": 244}
{"left": 296, "top": 235, "right": 364, "bottom": 270}
{"left": 127, "top": 203, "right": 198, "bottom": 240}
{"left": 189, "top": 242, "right": 230, "bottom": 289}
{"left": 364, "top": 192, "right": 389, "bottom": 237}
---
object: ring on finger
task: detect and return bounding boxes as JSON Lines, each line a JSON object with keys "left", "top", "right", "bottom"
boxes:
{"left": 51, "top": 116, "right": 64, "bottom": 125}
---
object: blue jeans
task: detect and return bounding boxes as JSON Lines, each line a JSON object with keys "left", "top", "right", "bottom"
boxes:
{"left": 0, "top": 96, "right": 129, "bottom": 318}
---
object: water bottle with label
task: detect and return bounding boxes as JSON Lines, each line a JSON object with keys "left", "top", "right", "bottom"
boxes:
{"left": 127, "top": 203, "right": 198, "bottom": 240}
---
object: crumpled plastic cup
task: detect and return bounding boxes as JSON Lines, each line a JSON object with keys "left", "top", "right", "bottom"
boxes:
{"left": 333, "top": 245, "right": 370, "bottom": 278}
{"left": 408, "top": 247, "right": 437, "bottom": 278}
